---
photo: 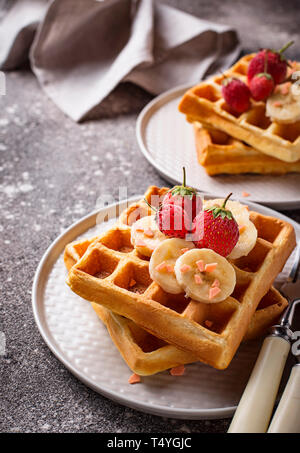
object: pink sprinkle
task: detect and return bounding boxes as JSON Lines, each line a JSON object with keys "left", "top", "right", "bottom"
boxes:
{"left": 280, "top": 82, "right": 291, "bottom": 95}
{"left": 209, "top": 286, "right": 221, "bottom": 300}
{"left": 196, "top": 260, "right": 205, "bottom": 272}
{"left": 205, "top": 263, "right": 218, "bottom": 273}
{"left": 180, "top": 264, "right": 191, "bottom": 273}
{"left": 194, "top": 274, "right": 203, "bottom": 285}
{"left": 129, "top": 279, "right": 136, "bottom": 287}
{"left": 211, "top": 278, "right": 220, "bottom": 288}
{"left": 166, "top": 264, "right": 174, "bottom": 273}
{"left": 180, "top": 248, "right": 190, "bottom": 255}
{"left": 242, "top": 191, "right": 250, "bottom": 197}
{"left": 144, "top": 228, "right": 154, "bottom": 238}
{"left": 170, "top": 365, "right": 185, "bottom": 376}
{"left": 204, "top": 320, "right": 213, "bottom": 328}
{"left": 155, "top": 261, "right": 167, "bottom": 272}
{"left": 287, "top": 62, "right": 297, "bottom": 77}
{"left": 239, "top": 224, "right": 246, "bottom": 234}
{"left": 128, "top": 373, "right": 141, "bottom": 384}
{"left": 136, "top": 240, "right": 146, "bottom": 247}
{"left": 273, "top": 101, "right": 283, "bottom": 108}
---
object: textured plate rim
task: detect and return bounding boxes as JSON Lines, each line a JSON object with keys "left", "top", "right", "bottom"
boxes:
{"left": 136, "top": 84, "right": 300, "bottom": 210}
{"left": 32, "top": 196, "right": 300, "bottom": 420}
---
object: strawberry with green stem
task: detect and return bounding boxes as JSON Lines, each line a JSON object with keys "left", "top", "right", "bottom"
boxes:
{"left": 221, "top": 77, "right": 251, "bottom": 113}
{"left": 144, "top": 168, "right": 199, "bottom": 239}
{"left": 192, "top": 193, "right": 239, "bottom": 257}
{"left": 144, "top": 197, "right": 191, "bottom": 239}
{"left": 249, "top": 51, "right": 274, "bottom": 101}
{"left": 247, "top": 41, "right": 294, "bottom": 85}
{"left": 162, "top": 167, "right": 202, "bottom": 221}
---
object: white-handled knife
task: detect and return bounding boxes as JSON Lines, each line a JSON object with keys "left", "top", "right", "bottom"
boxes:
{"left": 228, "top": 246, "right": 300, "bottom": 433}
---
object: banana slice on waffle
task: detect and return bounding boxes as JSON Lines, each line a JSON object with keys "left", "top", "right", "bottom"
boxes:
{"left": 149, "top": 238, "right": 195, "bottom": 294}
{"left": 204, "top": 199, "right": 257, "bottom": 259}
{"left": 175, "top": 248, "right": 236, "bottom": 303}
{"left": 131, "top": 215, "right": 167, "bottom": 257}
{"left": 228, "top": 220, "right": 257, "bottom": 260}
{"left": 266, "top": 86, "right": 300, "bottom": 124}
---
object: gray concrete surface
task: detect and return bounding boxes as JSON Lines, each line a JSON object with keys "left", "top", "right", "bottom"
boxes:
{"left": 0, "top": 0, "right": 299, "bottom": 433}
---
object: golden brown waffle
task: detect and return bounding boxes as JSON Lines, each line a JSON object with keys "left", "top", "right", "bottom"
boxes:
{"left": 194, "top": 122, "right": 300, "bottom": 175}
{"left": 179, "top": 54, "right": 300, "bottom": 163}
{"left": 67, "top": 186, "right": 296, "bottom": 370}
{"left": 65, "top": 237, "right": 288, "bottom": 375}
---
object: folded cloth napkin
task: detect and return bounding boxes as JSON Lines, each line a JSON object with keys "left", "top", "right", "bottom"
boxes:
{"left": 0, "top": 0, "right": 240, "bottom": 121}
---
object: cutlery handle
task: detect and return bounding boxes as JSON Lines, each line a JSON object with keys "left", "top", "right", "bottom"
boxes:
{"left": 268, "top": 365, "right": 300, "bottom": 433}
{"left": 228, "top": 335, "right": 290, "bottom": 433}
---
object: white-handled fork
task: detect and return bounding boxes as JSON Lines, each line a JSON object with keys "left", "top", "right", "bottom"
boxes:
{"left": 267, "top": 259, "right": 300, "bottom": 433}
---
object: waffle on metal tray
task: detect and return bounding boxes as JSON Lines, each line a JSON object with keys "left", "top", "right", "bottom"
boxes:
{"left": 66, "top": 186, "right": 296, "bottom": 370}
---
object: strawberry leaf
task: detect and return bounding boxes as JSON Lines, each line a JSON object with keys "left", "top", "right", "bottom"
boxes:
{"left": 205, "top": 193, "right": 234, "bottom": 221}
{"left": 168, "top": 167, "right": 197, "bottom": 199}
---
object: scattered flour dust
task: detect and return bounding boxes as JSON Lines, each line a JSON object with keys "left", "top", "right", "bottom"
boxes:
{"left": 0, "top": 182, "right": 34, "bottom": 197}
{"left": 0, "top": 169, "right": 34, "bottom": 198}
{"left": 0, "top": 171, "right": 34, "bottom": 198}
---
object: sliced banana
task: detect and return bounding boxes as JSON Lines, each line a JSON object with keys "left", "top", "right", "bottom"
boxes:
{"left": 228, "top": 220, "right": 257, "bottom": 260}
{"left": 266, "top": 89, "right": 300, "bottom": 124}
{"left": 131, "top": 215, "right": 167, "bottom": 257}
{"left": 204, "top": 198, "right": 257, "bottom": 259}
{"left": 149, "top": 238, "right": 195, "bottom": 294}
{"left": 175, "top": 248, "right": 236, "bottom": 303}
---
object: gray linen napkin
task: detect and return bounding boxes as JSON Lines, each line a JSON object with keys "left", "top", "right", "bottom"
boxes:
{"left": 0, "top": 0, "right": 240, "bottom": 121}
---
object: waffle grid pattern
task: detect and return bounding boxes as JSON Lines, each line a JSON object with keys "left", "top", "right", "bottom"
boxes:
{"left": 179, "top": 54, "right": 300, "bottom": 163}
{"left": 65, "top": 237, "right": 288, "bottom": 375}
{"left": 193, "top": 123, "right": 300, "bottom": 175}
{"left": 67, "top": 187, "right": 296, "bottom": 370}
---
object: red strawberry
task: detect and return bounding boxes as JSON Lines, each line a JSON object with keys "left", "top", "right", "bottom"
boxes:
{"left": 247, "top": 41, "right": 294, "bottom": 85}
{"left": 192, "top": 193, "right": 239, "bottom": 257}
{"left": 162, "top": 167, "right": 202, "bottom": 220}
{"left": 221, "top": 78, "right": 251, "bottom": 113}
{"left": 156, "top": 203, "right": 190, "bottom": 239}
{"left": 249, "top": 73, "right": 274, "bottom": 101}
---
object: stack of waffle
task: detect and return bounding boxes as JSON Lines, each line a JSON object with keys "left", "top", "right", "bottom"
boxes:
{"left": 65, "top": 186, "right": 296, "bottom": 376}
{"left": 178, "top": 54, "right": 300, "bottom": 175}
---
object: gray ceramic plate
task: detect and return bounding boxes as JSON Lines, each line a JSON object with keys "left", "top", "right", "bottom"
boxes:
{"left": 136, "top": 85, "right": 300, "bottom": 210}
{"left": 32, "top": 197, "right": 300, "bottom": 419}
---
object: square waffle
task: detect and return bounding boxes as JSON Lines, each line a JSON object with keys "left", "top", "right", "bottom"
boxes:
{"left": 178, "top": 54, "right": 300, "bottom": 163}
{"left": 67, "top": 186, "right": 296, "bottom": 370}
{"left": 194, "top": 122, "right": 300, "bottom": 175}
{"left": 65, "top": 237, "right": 288, "bottom": 376}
